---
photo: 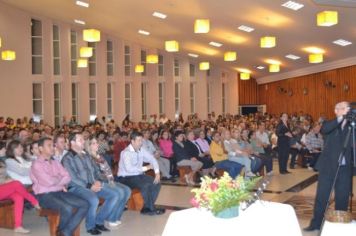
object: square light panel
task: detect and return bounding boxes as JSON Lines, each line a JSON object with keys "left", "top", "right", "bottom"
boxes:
{"left": 152, "top": 11, "right": 167, "bottom": 19}
{"left": 333, "top": 39, "right": 352, "bottom": 46}
{"left": 74, "top": 19, "right": 86, "bottom": 25}
{"left": 138, "top": 30, "right": 150, "bottom": 35}
{"left": 76, "top": 1, "right": 89, "bottom": 8}
{"left": 238, "top": 25, "right": 255, "bottom": 32}
{"left": 188, "top": 53, "right": 199, "bottom": 58}
{"left": 256, "top": 66, "right": 265, "bottom": 70}
{"left": 281, "top": 1, "right": 304, "bottom": 10}
{"left": 209, "top": 41, "right": 223, "bottom": 47}
{"left": 285, "top": 54, "right": 301, "bottom": 60}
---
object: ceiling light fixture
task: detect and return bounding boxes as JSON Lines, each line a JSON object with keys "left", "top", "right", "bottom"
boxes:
{"left": 260, "top": 36, "right": 276, "bottom": 48}
{"left": 281, "top": 1, "right": 304, "bottom": 11}
{"left": 240, "top": 72, "right": 250, "bottom": 80}
{"left": 209, "top": 41, "right": 222, "bottom": 47}
{"left": 224, "top": 51, "right": 237, "bottom": 61}
{"left": 265, "top": 59, "right": 281, "bottom": 65}
{"left": 138, "top": 30, "right": 150, "bottom": 36}
{"left": 76, "top": 1, "right": 89, "bottom": 8}
{"left": 188, "top": 53, "right": 199, "bottom": 58}
{"left": 309, "top": 53, "right": 323, "bottom": 63}
{"left": 199, "top": 62, "right": 210, "bottom": 70}
{"left": 135, "top": 65, "right": 144, "bottom": 73}
{"left": 317, "top": 11, "right": 338, "bottom": 27}
{"left": 83, "top": 29, "right": 101, "bottom": 42}
{"left": 74, "top": 19, "right": 86, "bottom": 25}
{"left": 194, "top": 19, "right": 210, "bottom": 33}
{"left": 256, "top": 66, "right": 265, "bottom": 70}
{"left": 238, "top": 25, "right": 255, "bottom": 32}
{"left": 1, "top": 50, "right": 16, "bottom": 61}
{"left": 146, "top": 54, "right": 158, "bottom": 64}
{"left": 77, "top": 58, "right": 88, "bottom": 68}
{"left": 269, "top": 64, "right": 280, "bottom": 73}
{"left": 165, "top": 40, "right": 179, "bottom": 52}
{"left": 285, "top": 54, "right": 300, "bottom": 60}
{"left": 79, "top": 47, "right": 93, "bottom": 58}
{"left": 304, "top": 47, "right": 325, "bottom": 54}
{"left": 152, "top": 11, "right": 167, "bottom": 19}
{"left": 333, "top": 39, "right": 352, "bottom": 47}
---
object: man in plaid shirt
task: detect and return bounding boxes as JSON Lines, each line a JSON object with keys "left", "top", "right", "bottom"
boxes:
{"left": 305, "top": 123, "right": 324, "bottom": 170}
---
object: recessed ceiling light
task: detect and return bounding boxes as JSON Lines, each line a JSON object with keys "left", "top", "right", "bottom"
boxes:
{"left": 74, "top": 19, "right": 86, "bottom": 25}
{"left": 138, "top": 30, "right": 150, "bottom": 35}
{"left": 285, "top": 54, "right": 301, "bottom": 60}
{"left": 265, "top": 59, "right": 281, "bottom": 65}
{"left": 304, "top": 47, "right": 325, "bottom": 54}
{"left": 333, "top": 39, "right": 352, "bottom": 47}
{"left": 188, "top": 53, "right": 199, "bottom": 58}
{"left": 256, "top": 66, "right": 265, "bottom": 70}
{"left": 209, "top": 41, "right": 223, "bottom": 47}
{"left": 238, "top": 25, "right": 255, "bottom": 32}
{"left": 76, "top": 1, "right": 89, "bottom": 8}
{"left": 152, "top": 11, "right": 167, "bottom": 19}
{"left": 281, "top": 1, "right": 304, "bottom": 11}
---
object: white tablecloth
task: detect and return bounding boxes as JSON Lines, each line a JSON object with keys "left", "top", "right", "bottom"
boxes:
{"left": 162, "top": 201, "right": 302, "bottom": 236}
{"left": 321, "top": 220, "right": 356, "bottom": 236}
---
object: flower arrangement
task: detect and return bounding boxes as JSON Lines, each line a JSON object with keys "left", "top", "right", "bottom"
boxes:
{"left": 190, "top": 173, "right": 261, "bottom": 216}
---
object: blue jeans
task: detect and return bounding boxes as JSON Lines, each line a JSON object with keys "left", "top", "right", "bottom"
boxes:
{"left": 115, "top": 174, "right": 161, "bottom": 211}
{"left": 215, "top": 160, "right": 243, "bottom": 178}
{"left": 69, "top": 184, "right": 120, "bottom": 230}
{"left": 37, "top": 191, "right": 88, "bottom": 236}
{"left": 105, "top": 182, "right": 131, "bottom": 222}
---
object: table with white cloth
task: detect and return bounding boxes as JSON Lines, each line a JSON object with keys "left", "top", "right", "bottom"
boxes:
{"left": 162, "top": 201, "right": 302, "bottom": 236}
{"left": 321, "top": 220, "right": 356, "bottom": 236}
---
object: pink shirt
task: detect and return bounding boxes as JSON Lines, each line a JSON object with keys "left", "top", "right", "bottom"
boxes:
{"left": 159, "top": 139, "right": 174, "bottom": 158}
{"left": 30, "top": 156, "right": 71, "bottom": 194}
{"left": 195, "top": 138, "right": 210, "bottom": 153}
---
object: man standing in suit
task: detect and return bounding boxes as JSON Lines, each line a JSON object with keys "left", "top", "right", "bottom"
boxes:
{"left": 304, "top": 101, "right": 352, "bottom": 232}
{"left": 276, "top": 113, "right": 293, "bottom": 174}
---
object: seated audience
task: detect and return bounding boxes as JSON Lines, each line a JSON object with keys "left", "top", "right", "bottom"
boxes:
{"left": 62, "top": 132, "right": 121, "bottom": 235}
{"left": 158, "top": 130, "right": 176, "bottom": 176}
{"left": 0, "top": 160, "right": 40, "bottom": 234}
{"left": 116, "top": 131, "right": 165, "bottom": 216}
{"left": 30, "top": 137, "right": 88, "bottom": 236}
{"left": 305, "top": 123, "right": 323, "bottom": 170}
{"left": 87, "top": 136, "right": 131, "bottom": 227}
{"left": 0, "top": 141, "right": 6, "bottom": 161}
{"left": 53, "top": 135, "right": 68, "bottom": 162}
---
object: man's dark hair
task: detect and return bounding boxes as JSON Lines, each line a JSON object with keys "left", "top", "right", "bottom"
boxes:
{"left": 38, "top": 137, "right": 52, "bottom": 147}
{"left": 0, "top": 141, "right": 6, "bottom": 150}
{"left": 68, "top": 132, "right": 81, "bottom": 143}
{"left": 130, "top": 131, "right": 143, "bottom": 141}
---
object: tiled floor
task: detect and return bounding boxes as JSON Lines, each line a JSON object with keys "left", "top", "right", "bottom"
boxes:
{"left": 1, "top": 161, "right": 355, "bottom": 236}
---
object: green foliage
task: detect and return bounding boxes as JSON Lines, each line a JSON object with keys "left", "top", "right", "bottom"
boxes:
{"left": 191, "top": 173, "right": 261, "bottom": 215}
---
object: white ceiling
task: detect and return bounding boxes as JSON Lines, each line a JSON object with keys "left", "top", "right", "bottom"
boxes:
{"left": 2, "top": 0, "right": 356, "bottom": 81}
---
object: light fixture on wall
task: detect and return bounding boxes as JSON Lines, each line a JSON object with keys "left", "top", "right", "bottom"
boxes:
{"left": 317, "top": 11, "right": 338, "bottom": 27}
{"left": 83, "top": 29, "right": 101, "bottom": 42}
{"left": 0, "top": 37, "right": 2, "bottom": 48}
{"left": 269, "top": 64, "right": 280, "bottom": 72}
{"left": 79, "top": 47, "right": 93, "bottom": 57}
{"left": 260, "top": 36, "right": 276, "bottom": 48}
{"left": 199, "top": 62, "right": 210, "bottom": 70}
{"left": 240, "top": 72, "right": 250, "bottom": 80}
{"left": 146, "top": 54, "right": 158, "bottom": 64}
{"left": 77, "top": 58, "right": 88, "bottom": 68}
{"left": 165, "top": 40, "right": 179, "bottom": 52}
{"left": 135, "top": 65, "right": 144, "bottom": 73}
{"left": 194, "top": 19, "right": 210, "bottom": 33}
{"left": 1, "top": 50, "right": 16, "bottom": 61}
{"left": 309, "top": 53, "right": 323, "bottom": 63}
{"left": 224, "top": 51, "right": 237, "bottom": 61}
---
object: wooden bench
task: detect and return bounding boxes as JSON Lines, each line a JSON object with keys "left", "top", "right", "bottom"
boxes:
{"left": 177, "top": 166, "right": 192, "bottom": 184}
{"left": 0, "top": 200, "right": 14, "bottom": 229}
{"left": 127, "top": 188, "right": 144, "bottom": 211}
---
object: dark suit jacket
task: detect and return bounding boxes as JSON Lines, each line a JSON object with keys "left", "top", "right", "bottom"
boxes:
{"left": 172, "top": 141, "right": 190, "bottom": 163}
{"left": 276, "top": 121, "right": 291, "bottom": 147}
{"left": 316, "top": 118, "right": 353, "bottom": 177}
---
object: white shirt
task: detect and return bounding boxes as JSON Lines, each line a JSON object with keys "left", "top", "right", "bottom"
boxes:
{"left": 256, "top": 131, "right": 270, "bottom": 145}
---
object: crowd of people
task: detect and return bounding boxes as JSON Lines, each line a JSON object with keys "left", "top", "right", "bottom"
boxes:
{"left": 0, "top": 110, "right": 326, "bottom": 235}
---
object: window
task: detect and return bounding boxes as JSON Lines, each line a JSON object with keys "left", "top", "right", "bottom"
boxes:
{"left": 107, "top": 40, "right": 114, "bottom": 76}
{"left": 174, "top": 59, "right": 179, "bottom": 77}
{"left": 32, "top": 83, "right": 43, "bottom": 118}
{"left": 140, "top": 50, "right": 147, "bottom": 76}
{"left": 159, "top": 82, "right": 165, "bottom": 115}
{"left": 190, "top": 83, "right": 196, "bottom": 113}
{"left": 158, "top": 54, "right": 164, "bottom": 76}
{"left": 175, "top": 82, "right": 180, "bottom": 113}
{"left": 207, "top": 82, "right": 212, "bottom": 113}
{"left": 88, "top": 42, "right": 96, "bottom": 76}
{"left": 124, "top": 45, "right": 131, "bottom": 76}
{"left": 54, "top": 83, "right": 61, "bottom": 127}
{"left": 70, "top": 30, "right": 77, "bottom": 76}
{"left": 31, "top": 19, "right": 43, "bottom": 74}
{"left": 52, "top": 25, "right": 60, "bottom": 75}
{"left": 89, "top": 83, "right": 97, "bottom": 116}
{"left": 141, "top": 83, "right": 147, "bottom": 120}
{"left": 189, "top": 64, "right": 195, "bottom": 77}
{"left": 125, "top": 83, "right": 131, "bottom": 116}
{"left": 71, "top": 83, "right": 79, "bottom": 121}
{"left": 107, "top": 83, "right": 113, "bottom": 118}
{"left": 222, "top": 83, "right": 226, "bottom": 114}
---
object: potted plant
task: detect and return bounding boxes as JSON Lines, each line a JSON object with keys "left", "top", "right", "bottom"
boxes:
{"left": 190, "top": 172, "right": 261, "bottom": 218}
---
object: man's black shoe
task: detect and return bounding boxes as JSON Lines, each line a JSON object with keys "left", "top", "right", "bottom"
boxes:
{"left": 303, "top": 225, "right": 319, "bottom": 232}
{"left": 140, "top": 207, "right": 155, "bottom": 216}
{"left": 285, "top": 170, "right": 292, "bottom": 174}
{"left": 155, "top": 208, "right": 166, "bottom": 215}
{"left": 95, "top": 224, "right": 110, "bottom": 232}
{"left": 87, "top": 228, "right": 102, "bottom": 235}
